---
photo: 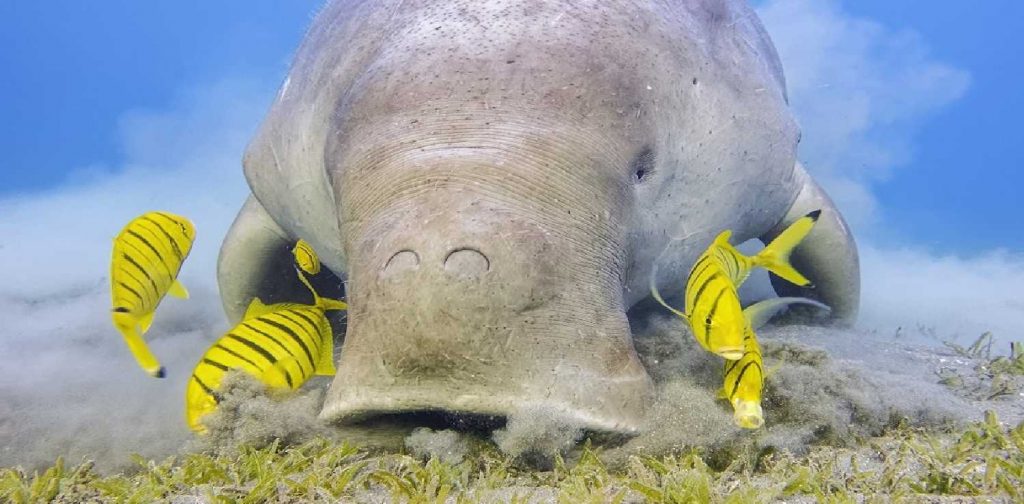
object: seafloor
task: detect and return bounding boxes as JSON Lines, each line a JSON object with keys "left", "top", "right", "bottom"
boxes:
{"left": 1, "top": 282, "right": 1022, "bottom": 501}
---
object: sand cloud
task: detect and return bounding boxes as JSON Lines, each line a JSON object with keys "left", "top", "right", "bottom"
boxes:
{"left": 0, "top": 77, "right": 272, "bottom": 470}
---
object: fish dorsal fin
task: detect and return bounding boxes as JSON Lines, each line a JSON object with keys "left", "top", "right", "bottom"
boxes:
{"left": 260, "top": 357, "right": 298, "bottom": 390}
{"left": 713, "top": 230, "right": 734, "bottom": 247}
{"left": 315, "top": 321, "right": 337, "bottom": 376}
{"left": 168, "top": 280, "right": 189, "bottom": 299}
{"left": 137, "top": 311, "right": 156, "bottom": 334}
{"left": 244, "top": 297, "right": 276, "bottom": 320}
{"left": 743, "top": 297, "right": 831, "bottom": 330}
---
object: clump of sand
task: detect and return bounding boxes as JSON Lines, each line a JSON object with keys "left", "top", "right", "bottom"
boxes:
{"left": 189, "top": 311, "right": 980, "bottom": 468}
{"left": 190, "top": 372, "right": 332, "bottom": 455}
{"left": 404, "top": 428, "right": 471, "bottom": 464}
{"left": 491, "top": 406, "right": 585, "bottom": 469}
{"left": 603, "top": 312, "right": 974, "bottom": 466}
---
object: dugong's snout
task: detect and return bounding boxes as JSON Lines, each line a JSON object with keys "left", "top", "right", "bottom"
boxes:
{"left": 320, "top": 187, "right": 654, "bottom": 434}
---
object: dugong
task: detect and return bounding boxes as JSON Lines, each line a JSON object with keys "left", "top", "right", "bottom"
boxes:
{"left": 217, "top": 0, "right": 860, "bottom": 434}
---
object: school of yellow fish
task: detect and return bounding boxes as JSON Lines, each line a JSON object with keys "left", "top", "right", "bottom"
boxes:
{"left": 111, "top": 208, "right": 826, "bottom": 433}
{"left": 651, "top": 210, "right": 830, "bottom": 429}
{"left": 110, "top": 212, "right": 347, "bottom": 433}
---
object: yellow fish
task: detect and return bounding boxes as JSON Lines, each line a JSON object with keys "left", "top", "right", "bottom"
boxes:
{"left": 715, "top": 295, "right": 827, "bottom": 429}
{"left": 719, "top": 325, "right": 765, "bottom": 429}
{"left": 185, "top": 242, "right": 347, "bottom": 433}
{"left": 293, "top": 239, "right": 320, "bottom": 276}
{"left": 110, "top": 211, "right": 196, "bottom": 378}
{"left": 651, "top": 210, "right": 821, "bottom": 359}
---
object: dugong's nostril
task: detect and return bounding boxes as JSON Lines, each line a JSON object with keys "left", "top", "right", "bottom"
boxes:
{"left": 444, "top": 248, "right": 489, "bottom": 279}
{"left": 383, "top": 250, "right": 419, "bottom": 276}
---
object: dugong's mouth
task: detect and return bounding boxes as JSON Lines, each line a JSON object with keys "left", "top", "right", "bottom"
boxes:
{"left": 338, "top": 409, "right": 507, "bottom": 435}
{"left": 319, "top": 284, "right": 654, "bottom": 434}
{"left": 315, "top": 180, "right": 654, "bottom": 434}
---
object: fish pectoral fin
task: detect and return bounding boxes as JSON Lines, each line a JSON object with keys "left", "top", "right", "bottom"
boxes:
{"left": 315, "top": 358, "right": 336, "bottom": 376}
{"left": 318, "top": 298, "right": 348, "bottom": 312}
{"left": 743, "top": 297, "right": 831, "bottom": 330}
{"left": 315, "top": 328, "right": 337, "bottom": 376}
{"left": 137, "top": 311, "right": 156, "bottom": 334}
{"left": 168, "top": 280, "right": 190, "bottom": 299}
{"left": 715, "top": 387, "right": 728, "bottom": 400}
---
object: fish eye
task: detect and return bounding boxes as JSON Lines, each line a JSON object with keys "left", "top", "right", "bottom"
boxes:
{"left": 704, "top": 316, "right": 713, "bottom": 325}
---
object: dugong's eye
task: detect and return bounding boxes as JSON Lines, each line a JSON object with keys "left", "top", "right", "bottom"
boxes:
{"left": 629, "top": 147, "right": 655, "bottom": 184}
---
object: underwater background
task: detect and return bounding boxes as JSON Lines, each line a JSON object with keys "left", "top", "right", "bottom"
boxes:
{"left": 1, "top": 0, "right": 1023, "bottom": 500}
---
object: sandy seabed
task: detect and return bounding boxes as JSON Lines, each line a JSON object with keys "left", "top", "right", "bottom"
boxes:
{"left": 1, "top": 282, "right": 1022, "bottom": 501}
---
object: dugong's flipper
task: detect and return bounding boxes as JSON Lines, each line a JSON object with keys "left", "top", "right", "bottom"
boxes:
{"left": 760, "top": 162, "right": 860, "bottom": 324}
{"left": 217, "top": 195, "right": 294, "bottom": 324}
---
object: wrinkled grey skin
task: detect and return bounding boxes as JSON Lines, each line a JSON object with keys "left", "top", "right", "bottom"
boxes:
{"left": 218, "top": 0, "right": 860, "bottom": 434}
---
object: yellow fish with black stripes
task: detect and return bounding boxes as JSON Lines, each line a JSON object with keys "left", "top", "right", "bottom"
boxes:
{"left": 719, "top": 325, "right": 765, "bottom": 428}
{"left": 185, "top": 240, "right": 347, "bottom": 433}
{"left": 292, "top": 239, "right": 321, "bottom": 276}
{"left": 716, "top": 296, "right": 827, "bottom": 429}
{"left": 110, "top": 211, "right": 196, "bottom": 378}
{"left": 651, "top": 210, "right": 822, "bottom": 360}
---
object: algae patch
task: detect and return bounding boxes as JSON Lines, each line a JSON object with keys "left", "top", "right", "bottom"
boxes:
{"left": 3, "top": 413, "right": 1022, "bottom": 503}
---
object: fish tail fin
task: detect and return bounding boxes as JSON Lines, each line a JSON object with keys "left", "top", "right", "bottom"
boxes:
{"left": 752, "top": 210, "right": 821, "bottom": 287}
{"left": 649, "top": 258, "right": 689, "bottom": 322}
{"left": 315, "top": 329, "right": 337, "bottom": 376}
{"left": 114, "top": 316, "right": 165, "bottom": 378}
